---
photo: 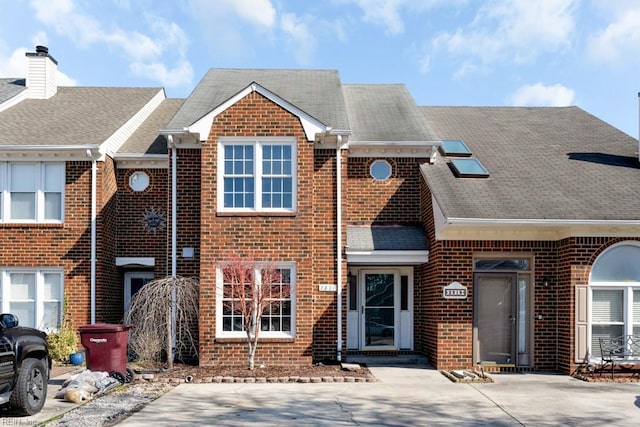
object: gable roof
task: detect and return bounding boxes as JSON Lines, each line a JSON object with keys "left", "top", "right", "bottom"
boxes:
{"left": 165, "top": 68, "right": 349, "bottom": 133}
{"left": 0, "top": 86, "right": 163, "bottom": 148}
{"left": 0, "top": 78, "right": 26, "bottom": 107}
{"left": 421, "top": 106, "right": 640, "bottom": 227}
{"left": 343, "top": 84, "right": 436, "bottom": 142}
{"left": 118, "top": 98, "right": 185, "bottom": 156}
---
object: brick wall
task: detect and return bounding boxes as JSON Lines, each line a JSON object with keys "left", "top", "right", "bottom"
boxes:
{"left": 346, "top": 157, "right": 424, "bottom": 225}
{"left": 0, "top": 161, "right": 92, "bottom": 331}
{"left": 198, "top": 92, "right": 316, "bottom": 366}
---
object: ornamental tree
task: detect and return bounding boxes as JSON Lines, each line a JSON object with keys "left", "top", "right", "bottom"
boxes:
{"left": 220, "top": 254, "right": 289, "bottom": 370}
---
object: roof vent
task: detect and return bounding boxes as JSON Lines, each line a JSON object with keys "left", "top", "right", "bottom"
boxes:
{"left": 35, "top": 45, "right": 49, "bottom": 56}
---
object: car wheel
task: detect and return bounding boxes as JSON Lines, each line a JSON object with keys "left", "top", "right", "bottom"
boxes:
{"left": 9, "top": 357, "right": 48, "bottom": 416}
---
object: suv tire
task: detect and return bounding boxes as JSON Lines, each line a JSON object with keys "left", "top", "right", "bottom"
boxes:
{"left": 9, "top": 358, "right": 48, "bottom": 415}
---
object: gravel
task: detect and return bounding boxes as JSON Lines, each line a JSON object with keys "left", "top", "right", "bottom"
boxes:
{"left": 44, "top": 382, "right": 174, "bottom": 426}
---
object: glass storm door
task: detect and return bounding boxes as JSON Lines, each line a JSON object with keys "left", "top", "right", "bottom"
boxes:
{"left": 362, "top": 271, "right": 397, "bottom": 348}
{"left": 124, "top": 272, "right": 154, "bottom": 313}
{"left": 474, "top": 274, "right": 517, "bottom": 364}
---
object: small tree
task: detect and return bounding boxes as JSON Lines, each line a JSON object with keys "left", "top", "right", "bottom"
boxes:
{"left": 221, "top": 254, "right": 289, "bottom": 370}
{"left": 125, "top": 276, "right": 199, "bottom": 370}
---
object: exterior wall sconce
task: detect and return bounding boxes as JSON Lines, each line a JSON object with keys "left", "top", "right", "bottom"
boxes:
{"left": 542, "top": 277, "right": 550, "bottom": 287}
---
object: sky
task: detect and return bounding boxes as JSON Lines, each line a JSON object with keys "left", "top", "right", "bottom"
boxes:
{"left": 0, "top": 0, "right": 639, "bottom": 138}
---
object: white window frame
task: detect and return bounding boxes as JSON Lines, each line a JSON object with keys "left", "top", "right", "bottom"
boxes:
{"left": 588, "top": 286, "right": 640, "bottom": 359}
{"left": 217, "top": 137, "right": 297, "bottom": 213}
{"left": 216, "top": 262, "right": 296, "bottom": 339}
{"left": 1, "top": 161, "right": 65, "bottom": 223}
{"left": 0, "top": 268, "right": 64, "bottom": 331}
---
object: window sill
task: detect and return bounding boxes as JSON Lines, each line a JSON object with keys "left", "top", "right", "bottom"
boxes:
{"left": 215, "top": 337, "right": 295, "bottom": 343}
{"left": 0, "top": 222, "right": 64, "bottom": 228}
{"left": 216, "top": 212, "right": 296, "bottom": 217}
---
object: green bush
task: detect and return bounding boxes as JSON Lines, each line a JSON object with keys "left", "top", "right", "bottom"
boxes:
{"left": 47, "top": 327, "right": 78, "bottom": 363}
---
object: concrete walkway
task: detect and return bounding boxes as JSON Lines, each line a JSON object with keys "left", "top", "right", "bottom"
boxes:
{"left": 117, "top": 365, "right": 640, "bottom": 426}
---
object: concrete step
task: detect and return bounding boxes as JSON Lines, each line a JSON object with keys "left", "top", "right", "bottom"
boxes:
{"left": 345, "top": 354, "right": 429, "bottom": 366}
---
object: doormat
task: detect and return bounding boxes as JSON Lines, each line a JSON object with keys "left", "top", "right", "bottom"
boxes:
{"left": 440, "top": 369, "right": 493, "bottom": 383}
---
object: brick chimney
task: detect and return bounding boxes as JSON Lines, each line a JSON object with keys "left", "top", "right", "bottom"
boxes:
{"left": 25, "top": 45, "right": 58, "bottom": 99}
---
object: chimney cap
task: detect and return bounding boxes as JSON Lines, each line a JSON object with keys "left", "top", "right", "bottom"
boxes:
{"left": 26, "top": 45, "right": 57, "bottom": 65}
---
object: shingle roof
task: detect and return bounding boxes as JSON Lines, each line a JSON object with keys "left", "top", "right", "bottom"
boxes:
{"left": 118, "top": 98, "right": 185, "bottom": 155}
{"left": 347, "top": 225, "right": 428, "bottom": 251}
{"left": 165, "top": 68, "right": 349, "bottom": 131}
{"left": 0, "top": 78, "right": 26, "bottom": 105}
{"left": 0, "top": 86, "right": 162, "bottom": 147}
{"left": 421, "top": 106, "right": 640, "bottom": 221}
{"left": 343, "top": 84, "right": 436, "bottom": 142}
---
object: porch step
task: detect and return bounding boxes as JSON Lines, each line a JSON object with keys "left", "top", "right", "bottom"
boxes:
{"left": 345, "top": 354, "right": 429, "bottom": 366}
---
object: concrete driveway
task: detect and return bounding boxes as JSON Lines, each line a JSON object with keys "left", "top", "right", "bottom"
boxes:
{"left": 117, "top": 365, "right": 640, "bottom": 426}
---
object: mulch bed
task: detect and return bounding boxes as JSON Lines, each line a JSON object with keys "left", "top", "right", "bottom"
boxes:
{"left": 130, "top": 362, "right": 377, "bottom": 384}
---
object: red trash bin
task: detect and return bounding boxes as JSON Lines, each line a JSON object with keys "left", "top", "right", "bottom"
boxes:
{"left": 79, "top": 323, "right": 132, "bottom": 382}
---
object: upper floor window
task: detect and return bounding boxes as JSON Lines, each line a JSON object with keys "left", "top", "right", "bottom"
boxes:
{"left": 218, "top": 138, "right": 296, "bottom": 213}
{"left": 0, "top": 268, "right": 63, "bottom": 331}
{"left": 0, "top": 162, "right": 65, "bottom": 223}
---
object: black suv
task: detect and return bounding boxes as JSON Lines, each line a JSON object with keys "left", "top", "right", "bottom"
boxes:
{"left": 0, "top": 313, "right": 50, "bottom": 415}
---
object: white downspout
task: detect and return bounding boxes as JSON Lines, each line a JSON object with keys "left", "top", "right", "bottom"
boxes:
{"left": 87, "top": 150, "right": 97, "bottom": 324}
{"left": 336, "top": 135, "right": 343, "bottom": 361}
{"left": 170, "top": 138, "right": 178, "bottom": 355}
{"left": 170, "top": 137, "right": 177, "bottom": 278}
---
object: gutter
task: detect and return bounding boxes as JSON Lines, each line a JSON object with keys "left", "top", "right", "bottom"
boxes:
{"left": 444, "top": 218, "right": 640, "bottom": 226}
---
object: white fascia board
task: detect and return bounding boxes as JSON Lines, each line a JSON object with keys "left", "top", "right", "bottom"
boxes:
{"left": 114, "top": 154, "right": 168, "bottom": 169}
{"left": 101, "top": 89, "right": 166, "bottom": 158}
{"left": 436, "top": 215, "right": 640, "bottom": 240}
{"left": 346, "top": 250, "right": 429, "bottom": 265}
{"left": 348, "top": 140, "right": 442, "bottom": 158}
{"left": 0, "top": 145, "right": 100, "bottom": 161}
{"left": 189, "top": 82, "right": 326, "bottom": 143}
{"left": 0, "top": 89, "right": 28, "bottom": 112}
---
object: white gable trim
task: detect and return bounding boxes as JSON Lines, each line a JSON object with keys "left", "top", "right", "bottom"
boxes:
{"left": 189, "top": 82, "right": 326, "bottom": 142}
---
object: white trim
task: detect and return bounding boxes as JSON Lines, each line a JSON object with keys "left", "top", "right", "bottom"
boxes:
{"left": 217, "top": 137, "right": 297, "bottom": 213}
{"left": 124, "top": 271, "right": 155, "bottom": 313}
{"left": 346, "top": 250, "right": 429, "bottom": 265}
{"left": 348, "top": 140, "right": 441, "bottom": 158}
{"left": 190, "top": 83, "right": 325, "bottom": 142}
{"left": 101, "top": 89, "right": 166, "bottom": 158}
{"left": 0, "top": 268, "right": 64, "bottom": 330}
{"left": 114, "top": 155, "right": 168, "bottom": 169}
{"left": 216, "top": 262, "right": 297, "bottom": 339}
{"left": 0, "top": 88, "right": 28, "bottom": 112}
{"left": 0, "top": 146, "right": 100, "bottom": 161}
{"left": 115, "top": 257, "right": 155, "bottom": 267}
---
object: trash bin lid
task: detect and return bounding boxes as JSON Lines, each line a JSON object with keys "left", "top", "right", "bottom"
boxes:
{"left": 78, "top": 323, "right": 132, "bottom": 333}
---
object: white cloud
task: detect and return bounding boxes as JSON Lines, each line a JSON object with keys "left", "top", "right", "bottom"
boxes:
{"left": 280, "top": 13, "right": 317, "bottom": 65}
{"left": 0, "top": 46, "right": 77, "bottom": 86}
{"left": 429, "top": 0, "right": 577, "bottom": 74}
{"left": 338, "top": 0, "right": 454, "bottom": 35}
{"left": 508, "top": 83, "right": 575, "bottom": 106}
{"left": 587, "top": 7, "right": 640, "bottom": 64}
{"left": 26, "top": 0, "right": 193, "bottom": 88}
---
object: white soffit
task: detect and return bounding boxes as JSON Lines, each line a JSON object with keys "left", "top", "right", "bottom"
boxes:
{"left": 346, "top": 250, "right": 429, "bottom": 265}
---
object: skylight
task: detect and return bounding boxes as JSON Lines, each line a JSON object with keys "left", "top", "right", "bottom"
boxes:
{"left": 439, "top": 139, "right": 472, "bottom": 157}
{"left": 450, "top": 158, "right": 489, "bottom": 178}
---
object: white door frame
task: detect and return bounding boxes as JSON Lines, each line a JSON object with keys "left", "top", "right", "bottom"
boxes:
{"left": 347, "top": 266, "right": 413, "bottom": 351}
{"left": 124, "top": 271, "right": 154, "bottom": 312}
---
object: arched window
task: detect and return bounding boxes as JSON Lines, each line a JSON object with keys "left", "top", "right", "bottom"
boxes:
{"left": 589, "top": 243, "right": 640, "bottom": 359}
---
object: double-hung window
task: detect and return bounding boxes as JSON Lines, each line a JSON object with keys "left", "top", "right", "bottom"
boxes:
{"left": 217, "top": 263, "right": 295, "bottom": 338}
{"left": 218, "top": 138, "right": 296, "bottom": 212}
{"left": 0, "top": 269, "right": 63, "bottom": 330}
{"left": 1, "top": 162, "right": 64, "bottom": 222}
